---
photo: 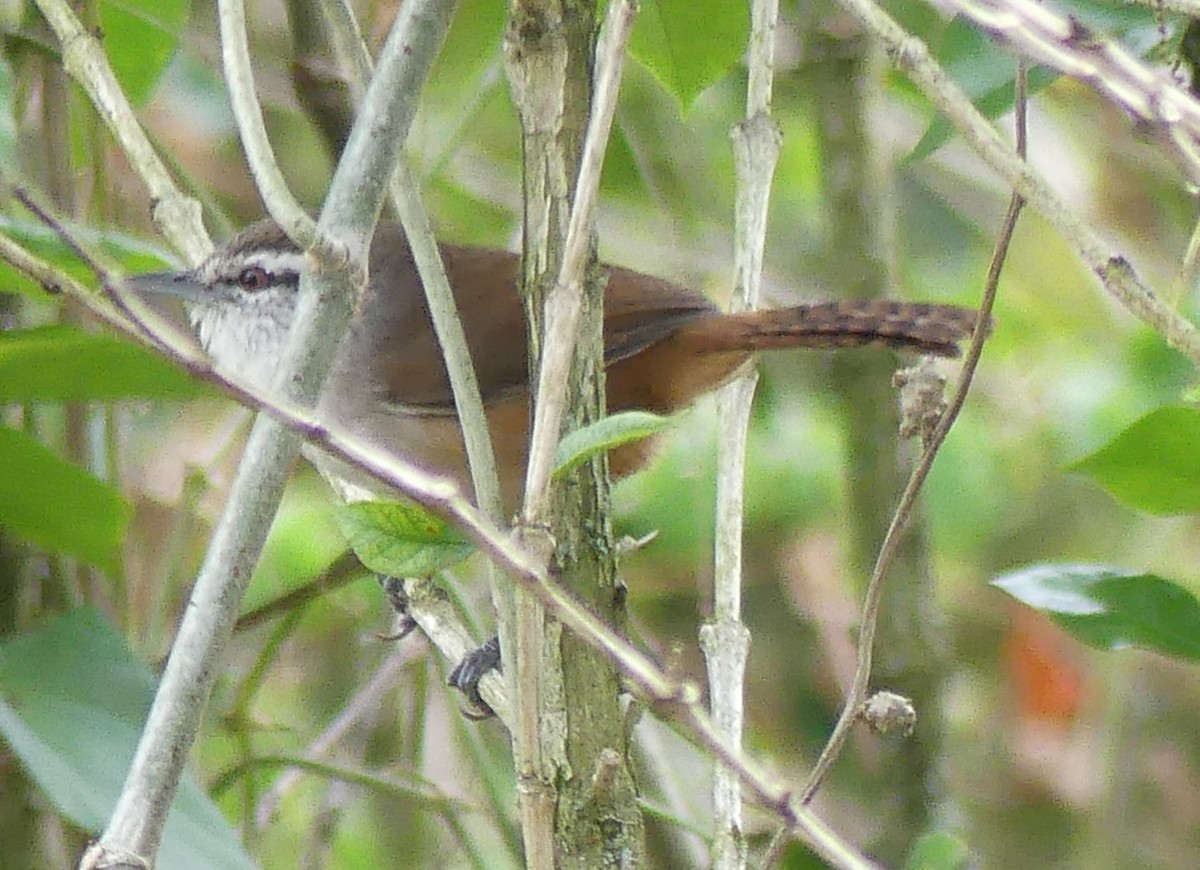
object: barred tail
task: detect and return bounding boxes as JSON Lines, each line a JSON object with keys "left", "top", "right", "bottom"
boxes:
{"left": 687, "top": 300, "right": 981, "bottom": 357}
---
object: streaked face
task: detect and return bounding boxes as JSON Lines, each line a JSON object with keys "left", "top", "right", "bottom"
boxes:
{"left": 130, "top": 221, "right": 309, "bottom": 389}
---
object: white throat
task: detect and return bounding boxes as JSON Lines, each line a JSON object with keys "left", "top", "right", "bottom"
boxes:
{"left": 190, "top": 294, "right": 295, "bottom": 392}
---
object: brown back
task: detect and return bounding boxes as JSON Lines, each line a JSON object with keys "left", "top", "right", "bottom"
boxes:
{"left": 368, "top": 229, "right": 718, "bottom": 413}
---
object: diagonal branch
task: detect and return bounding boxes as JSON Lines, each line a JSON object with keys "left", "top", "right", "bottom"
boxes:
{"left": 32, "top": 0, "right": 210, "bottom": 263}
{"left": 1, "top": 217, "right": 876, "bottom": 870}
{"left": 931, "top": 0, "right": 1200, "bottom": 181}
{"left": 65, "top": 0, "right": 463, "bottom": 864}
{"left": 830, "top": 0, "right": 1200, "bottom": 365}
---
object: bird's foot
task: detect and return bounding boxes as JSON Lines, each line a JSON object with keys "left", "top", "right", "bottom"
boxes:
{"left": 376, "top": 576, "right": 419, "bottom": 641}
{"left": 448, "top": 635, "right": 501, "bottom": 720}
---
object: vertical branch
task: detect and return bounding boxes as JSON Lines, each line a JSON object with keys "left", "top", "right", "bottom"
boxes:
{"left": 702, "top": 0, "right": 780, "bottom": 867}
{"left": 217, "top": 0, "right": 316, "bottom": 243}
{"left": 505, "top": 0, "right": 644, "bottom": 865}
{"left": 503, "top": 4, "right": 571, "bottom": 860}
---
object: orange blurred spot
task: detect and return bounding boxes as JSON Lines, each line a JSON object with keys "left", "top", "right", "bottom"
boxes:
{"left": 1002, "top": 607, "right": 1087, "bottom": 726}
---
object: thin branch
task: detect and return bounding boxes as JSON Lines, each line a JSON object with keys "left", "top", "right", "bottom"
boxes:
{"left": 232, "top": 550, "right": 363, "bottom": 632}
{"left": 253, "top": 648, "right": 414, "bottom": 827}
{"left": 217, "top": 0, "right": 317, "bottom": 244}
{"left": 389, "top": 165, "right": 505, "bottom": 518}
{"left": 799, "top": 62, "right": 1028, "bottom": 807}
{"left": 72, "top": 1, "right": 461, "bottom": 865}
{"left": 704, "top": 0, "right": 780, "bottom": 866}
{"left": 519, "top": 0, "right": 639, "bottom": 523}
{"left": 832, "top": 0, "right": 1200, "bottom": 364}
{"left": 31, "top": 0, "right": 210, "bottom": 263}
{"left": 306, "top": 0, "right": 509, "bottom": 673}
{"left": 1172, "top": 213, "right": 1200, "bottom": 303}
{"left": 303, "top": 0, "right": 504, "bottom": 515}
{"left": 931, "top": 0, "right": 1200, "bottom": 182}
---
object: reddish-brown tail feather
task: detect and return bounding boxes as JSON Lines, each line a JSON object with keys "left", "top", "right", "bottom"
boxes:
{"left": 684, "top": 300, "right": 981, "bottom": 357}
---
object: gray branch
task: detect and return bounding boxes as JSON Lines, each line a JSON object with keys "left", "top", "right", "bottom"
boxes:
{"left": 829, "top": 0, "right": 1200, "bottom": 364}
{"left": 933, "top": 0, "right": 1200, "bottom": 182}
{"left": 705, "top": 0, "right": 781, "bottom": 867}
{"left": 78, "top": 0, "right": 461, "bottom": 865}
{"left": 32, "top": 0, "right": 210, "bottom": 263}
{"left": 218, "top": 0, "right": 317, "bottom": 243}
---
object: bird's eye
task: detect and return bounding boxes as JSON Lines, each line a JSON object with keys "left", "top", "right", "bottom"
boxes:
{"left": 237, "top": 266, "right": 271, "bottom": 291}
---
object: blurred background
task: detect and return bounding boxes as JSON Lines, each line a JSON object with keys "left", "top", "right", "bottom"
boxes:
{"left": 3, "top": 0, "right": 1200, "bottom": 867}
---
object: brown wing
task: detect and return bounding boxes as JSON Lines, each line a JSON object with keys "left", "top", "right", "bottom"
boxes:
{"left": 369, "top": 229, "right": 717, "bottom": 412}
{"left": 368, "top": 235, "right": 529, "bottom": 411}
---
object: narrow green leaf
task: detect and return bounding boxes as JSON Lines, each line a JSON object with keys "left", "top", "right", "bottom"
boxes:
{"left": 0, "top": 608, "right": 257, "bottom": 870}
{"left": 336, "top": 500, "right": 474, "bottom": 578}
{"left": 0, "top": 218, "right": 174, "bottom": 300}
{"left": 0, "top": 326, "right": 204, "bottom": 402}
{"left": 0, "top": 427, "right": 129, "bottom": 572}
{"left": 100, "top": 0, "right": 190, "bottom": 105}
{"left": 1067, "top": 404, "right": 1200, "bottom": 515}
{"left": 993, "top": 564, "right": 1200, "bottom": 661}
{"left": 629, "top": 0, "right": 748, "bottom": 108}
{"left": 553, "top": 411, "right": 674, "bottom": 478}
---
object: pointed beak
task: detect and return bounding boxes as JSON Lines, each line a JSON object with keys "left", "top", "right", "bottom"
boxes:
{"left": 124, "top": 271, "right": 208, "bottom": 305}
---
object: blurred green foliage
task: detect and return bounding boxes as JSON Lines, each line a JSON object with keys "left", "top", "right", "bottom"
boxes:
{"left": 3, "top": 0, "right": 1200, "bottom": 867}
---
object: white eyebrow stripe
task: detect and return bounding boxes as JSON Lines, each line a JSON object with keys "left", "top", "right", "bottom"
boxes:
{"left": 241, "top": 251, "right": 307, "bottom": 276}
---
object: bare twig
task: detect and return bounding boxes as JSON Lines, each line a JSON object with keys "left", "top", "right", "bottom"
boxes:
{"left": 306, "top": 0, "right": 511, "bottom": 698}
{"left": 217, "top": 0, "right": 317, "bottom": 243}
{"left": 931, "top": 0, "right": 1200, "bottom": 182}
{"left": 1172, "top": 214, "right": 1200, "bottom": 303}
{"left": 799, "top": 63, "right": 1028, "bottom": 807}
{"left": 252, "top": 644, "right": 414, "bottom": 827}
{"left": 704, "top": 0, "right": 780, "bottom": 866}
{"left": 31, "top": 0, "right": 210, "bottom": 263}
{"left": 306, "top": 0, "right": 504, "bottom": 519}
{"left": 69, "top": 1, "right": 462, "bottom": 865}
{"left": 830, "top": 0, "right": 1200, "bottom": 363}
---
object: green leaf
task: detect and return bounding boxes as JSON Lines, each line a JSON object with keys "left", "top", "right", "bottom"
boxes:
{"left": 0, "top": 326, "right": 204, "bottom": 402}
{"left": 0, "top": 427, "right": 130, "bottom": 572}
{"left": 993, "top": 564, "right": 1200, "bottom": 661}
{"left": 1067, "top": 405, "right": 1200, "bottom": 515}
{"left": 628, "top": 0, "right": 748, "bottom": 108}
{"left": 336, "top": 500, "right": 474, "bottom": 577}
{"left": 904, "top": 832, "right": 970, "bottom": 870}
{"left": 0, "top": 218, "right": 174, "bottom": 300}
{"left": 100, "top": 0, "right": 190, "bottom": 106}
{"left": 553, "top": 411, "right": 674, "bottom": 478}
{"left": 0, "top": 608, "right": 257, "bottom": 870}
